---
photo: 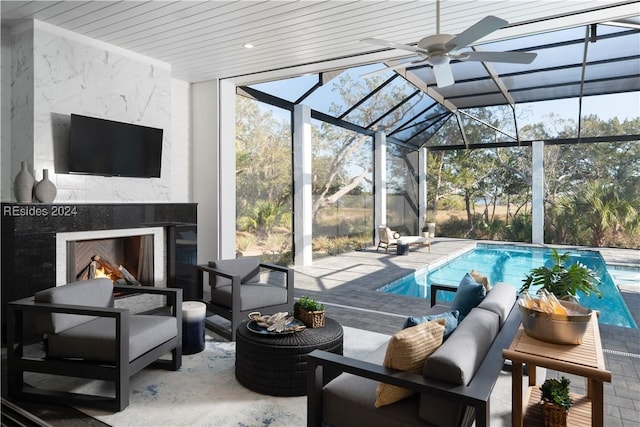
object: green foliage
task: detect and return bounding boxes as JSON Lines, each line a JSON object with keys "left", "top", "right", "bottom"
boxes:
{"left": 506, "top": 214, "right": 532, "bottom": 242}
{"left": 519, "top": 249, "right": 602, "bottom": 298}
{"left": 540, "top": 377, "right": 573, "bottom": 410}
{"left": 295, "top": 296, "right": 325, "bottom": 312}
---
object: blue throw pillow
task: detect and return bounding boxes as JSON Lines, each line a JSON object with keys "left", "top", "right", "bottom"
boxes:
{"left": 403, "top": 310, "right": 459, "bottom": 340}
{"left": 450, "top": 273, "right": 486, "bottom": 321}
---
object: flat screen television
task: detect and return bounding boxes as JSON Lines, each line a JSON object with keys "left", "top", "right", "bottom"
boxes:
{"left": 68, "top": 114, "right": 163, "bottom": 178}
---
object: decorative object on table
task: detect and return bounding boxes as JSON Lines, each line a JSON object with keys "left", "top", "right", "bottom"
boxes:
{"left": 517, "top": 291, "right": 593, "bottom": 344}
{"left": 248, "top": 311, "right": 305, "bottom": 334}
{"left": 518, "top": 249, "right": 600, "bottom": 345}
{"left": 540, "top": 376, "right": 572, "bottom": 427}
{"left": 294, "top": 295, "right": 325, "bottom": 328}
{"left": 34, "top": 168, "right": 57, "bottom": 203}
{"left": 424, "top": 213, "right": 436, "bottom": 239}
{"left": 14, "top": 160, "right": 34, "bottom": 203}
{"left": 519, "top": 248, "right": 602, "bottom": 300}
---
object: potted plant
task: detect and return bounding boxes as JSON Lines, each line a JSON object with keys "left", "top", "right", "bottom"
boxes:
{"left": 294, "top": 295, "right": 325, "bottom": 328}
{"left": 519, "top": 249, "right": 602, "bottom": 300}
{"left": 424, "top": 213, "right": 436, "bottom": 239}
{"left": 540, "top": 376, "right": 572, "bottom": 427}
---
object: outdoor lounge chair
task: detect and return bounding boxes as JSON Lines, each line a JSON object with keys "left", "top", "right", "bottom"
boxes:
{"left": 377, "top": 226, "right": 431, "bottom": 253}
{"left": 6, "top": 278, "right": 182, "bottom": 411}
{"left": 196, "top": 258, "right": 294, "bottom": 341}
{"left": 377, "top": 226, "right": 399, "bottom": 253}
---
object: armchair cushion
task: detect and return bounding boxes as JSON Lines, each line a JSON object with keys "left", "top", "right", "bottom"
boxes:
{"left": 403, "top": 310, "right": 459, "bottom": 340}
{"left": 35, "top": 278, "right": 114, "bottom": 334}
{"left": 47, "top": 315, "right": 178, "bottom": 362}
{"left": 450, "top": 273, "right": 486, "bottom": 320}
{"left": 210, "top": 283, "right": 289, "bottom": 311}
{"left": 375, "top": 319, "right": 445, "bottom": 407}
{"left": 209, "top": 258, "right": 260, "bottom": 287}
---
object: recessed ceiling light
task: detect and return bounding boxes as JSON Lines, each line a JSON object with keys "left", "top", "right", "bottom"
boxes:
{"left": 243, "top": 43, "right": 254, "bottom": 49}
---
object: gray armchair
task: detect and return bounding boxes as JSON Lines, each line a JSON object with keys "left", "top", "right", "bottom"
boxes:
{"left": 196, "top": 258, "right": 294, "bottom": 340}
{"left": 6, "top": 278, "right": 182, "bottom": 411}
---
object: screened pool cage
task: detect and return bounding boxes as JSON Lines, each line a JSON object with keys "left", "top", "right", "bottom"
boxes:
{"left": 235, "top": 20, "right": 640, "bottom": 264}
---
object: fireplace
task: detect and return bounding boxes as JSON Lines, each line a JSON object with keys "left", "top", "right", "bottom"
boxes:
{"left": 56, "top": 227, "right": 165, "bottom": 287}
{"left": 2, "top": 203, "right": 198, "bottom": 342}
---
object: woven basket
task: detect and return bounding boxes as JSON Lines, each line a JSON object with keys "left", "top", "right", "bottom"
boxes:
{"left": 541, "top": 401, "right": 568, "bottom": 427}
{"left": 297, "top": 309, "right": 325, "bottom": 328}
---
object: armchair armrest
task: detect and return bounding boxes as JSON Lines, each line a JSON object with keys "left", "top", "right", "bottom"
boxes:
{"left": 430, "top": 283, "right": 458, "bottom": 307}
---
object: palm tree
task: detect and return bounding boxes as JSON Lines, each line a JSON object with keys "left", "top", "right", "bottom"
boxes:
{"left": 573, "top": 181, "right": 639, "bottom": 247}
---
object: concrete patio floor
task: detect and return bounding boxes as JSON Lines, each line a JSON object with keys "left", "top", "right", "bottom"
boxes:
{"left": 292, "top": 238, "right": 640, "bottom": 427}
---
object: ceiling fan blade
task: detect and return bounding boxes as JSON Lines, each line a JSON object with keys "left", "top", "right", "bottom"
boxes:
{"left": 446, "top": 15, "right": 508, "bottom": 50}
{"left": 361, "top": 38, "right": 427, "bottom": 54}
{"left": 361, "top": 60, "right": 429, "bottom": 78}
{"left": 433, "top": 63, "right": 455, "bottom": 88}
{"left": 464, "top": 50, "right": 537, "bottom": 64}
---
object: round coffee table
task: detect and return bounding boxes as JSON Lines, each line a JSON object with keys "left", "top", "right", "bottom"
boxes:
{"left": 235, "top": 317, "right": 343, "bottom": 396}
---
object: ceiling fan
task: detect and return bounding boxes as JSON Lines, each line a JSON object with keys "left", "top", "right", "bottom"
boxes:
{"left": 361, "top": 1, "right": 537, "bottom": 88}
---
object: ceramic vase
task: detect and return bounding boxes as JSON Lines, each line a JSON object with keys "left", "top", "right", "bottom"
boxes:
{"left": 14, "top": 161, "right": 35, "bottom": 203}
{"left": 34, "top": 169, "right": 57, "bottom": 203}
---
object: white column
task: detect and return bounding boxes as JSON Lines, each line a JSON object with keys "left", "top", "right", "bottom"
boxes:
{"left": 218, "top": 80, "right": 237, "bottom": 260}
{"left": 293, "top": 104, "right": 312, "bottom": 266}
{"left": 532, "top": 140, "right": 544, "bottom": 244}
{"left": 374, "top": 131, "right": 387, "bottom": 242}
{"left": 192, "top": 79, "right": 236, "bottom": 263}
{"left": 192, "top": 80, "right": 219, "bottom": 263}
{"left": 419, "top": 147, "right": 427, "bottom": 233}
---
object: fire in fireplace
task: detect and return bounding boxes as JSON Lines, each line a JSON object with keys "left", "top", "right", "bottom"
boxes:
{"left": 68, "top": 235, "right": 154, "bottom": 286}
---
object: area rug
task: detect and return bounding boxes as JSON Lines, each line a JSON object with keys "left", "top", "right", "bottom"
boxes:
{"left": 26, "top": 327, "right": 390, "bottom": 427}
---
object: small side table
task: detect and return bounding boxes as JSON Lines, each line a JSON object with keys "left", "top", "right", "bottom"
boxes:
{"left": 182, "top": 301, "right": 206, "bottom": 354}
{"left": 235, "top": 317, "right": 343, "bottom": 396}
{"left": 503, "top": 314, "right": 611, "bottom": 427}
{"left": 396, "top": 241, "right": 409, "bottom": 255}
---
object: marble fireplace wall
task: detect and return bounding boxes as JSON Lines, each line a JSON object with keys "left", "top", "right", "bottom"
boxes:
{"left": 4, "top": 20, "right": 190, "bottom": 203}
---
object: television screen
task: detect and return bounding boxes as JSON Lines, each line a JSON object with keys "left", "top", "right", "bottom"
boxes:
{"left": 68, "top": 114, "right": 163, "bottom": 178}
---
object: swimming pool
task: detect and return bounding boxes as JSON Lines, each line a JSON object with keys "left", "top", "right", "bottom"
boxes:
{"left": 378, "top": 243, "right": 638, "bottom": 328}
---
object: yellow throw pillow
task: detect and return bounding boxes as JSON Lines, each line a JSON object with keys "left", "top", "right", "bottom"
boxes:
{"left": 374, "top": 319, "right": 446, "bottom": 408}
{"left": 470, "top": 270, "right": 491, "bottom": 292}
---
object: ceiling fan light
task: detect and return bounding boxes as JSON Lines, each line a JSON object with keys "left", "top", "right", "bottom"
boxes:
{"left": 427, "top": 55, "right": 449, "bottom": 66}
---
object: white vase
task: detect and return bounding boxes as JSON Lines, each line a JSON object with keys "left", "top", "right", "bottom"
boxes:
{"left": 14, "top": 161, "right": 34, "bottom": 203}
{"left": 35, "top": 169, "right": 57, "bottom": 203}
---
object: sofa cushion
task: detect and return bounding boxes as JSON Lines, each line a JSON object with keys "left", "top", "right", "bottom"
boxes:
{"left": 35, "top": 278, "right": 114, "bottom": 334}
{"left": 403, "top": 310, "right": 459, "bottom": 340}
{"left": 375, "top": 319, "right": 445, "bottom": 407}
{"left": 422, "top": 308, "right": 499, "bottom": 386}
{"left": 208, "top": 258, "right": 260, "bottom": 287}
{"left": 47, "top": 314, "right": 178, "bottom": 362}
{"left": 477, "top": 282, "right": 516, "bottom": 327}
{"left": 419, "top": 308, "right": 500, "bottom": 427}
{"left": 450, "top": 273, "right": 486, "bottom": 321}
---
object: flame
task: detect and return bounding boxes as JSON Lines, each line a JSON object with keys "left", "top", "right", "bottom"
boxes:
{"left": 94, "top": 267, "right": 109, "bottom": 279}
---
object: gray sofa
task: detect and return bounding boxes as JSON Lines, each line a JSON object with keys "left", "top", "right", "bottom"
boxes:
{"left": 307, "top": 282, "right": 519, "bottom": 427}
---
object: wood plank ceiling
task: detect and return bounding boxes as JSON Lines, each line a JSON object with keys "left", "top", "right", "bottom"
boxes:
{"left": 1, "top": 1, "right": 637, "bottom": 84}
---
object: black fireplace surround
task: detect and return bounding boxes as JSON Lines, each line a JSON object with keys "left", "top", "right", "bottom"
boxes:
{"left": 1, "top": 202, "right": 197, "bottom": 340}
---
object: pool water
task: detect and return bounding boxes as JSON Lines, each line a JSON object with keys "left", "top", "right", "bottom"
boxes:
{"left": 378, "top": 243, "right": 638, "bottom": 328}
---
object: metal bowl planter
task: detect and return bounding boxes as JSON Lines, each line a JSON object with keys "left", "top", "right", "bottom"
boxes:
{"left": 518, "top": 300, "right": 593, "bottom": 345}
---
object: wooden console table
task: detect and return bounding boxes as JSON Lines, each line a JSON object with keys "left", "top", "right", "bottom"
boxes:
{"left": 503, "top": 314, "right": 611, "bottom": 427}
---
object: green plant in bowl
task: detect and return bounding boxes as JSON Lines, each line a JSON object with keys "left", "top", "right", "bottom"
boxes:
{"left": 540, "top": 376, "right": 573, "bottom": 410}
{"left": 295, "top": 295, "right": 325, "bottom": 312}
{"left": 519, "top": 249, "right": 602, "bottom": 299}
